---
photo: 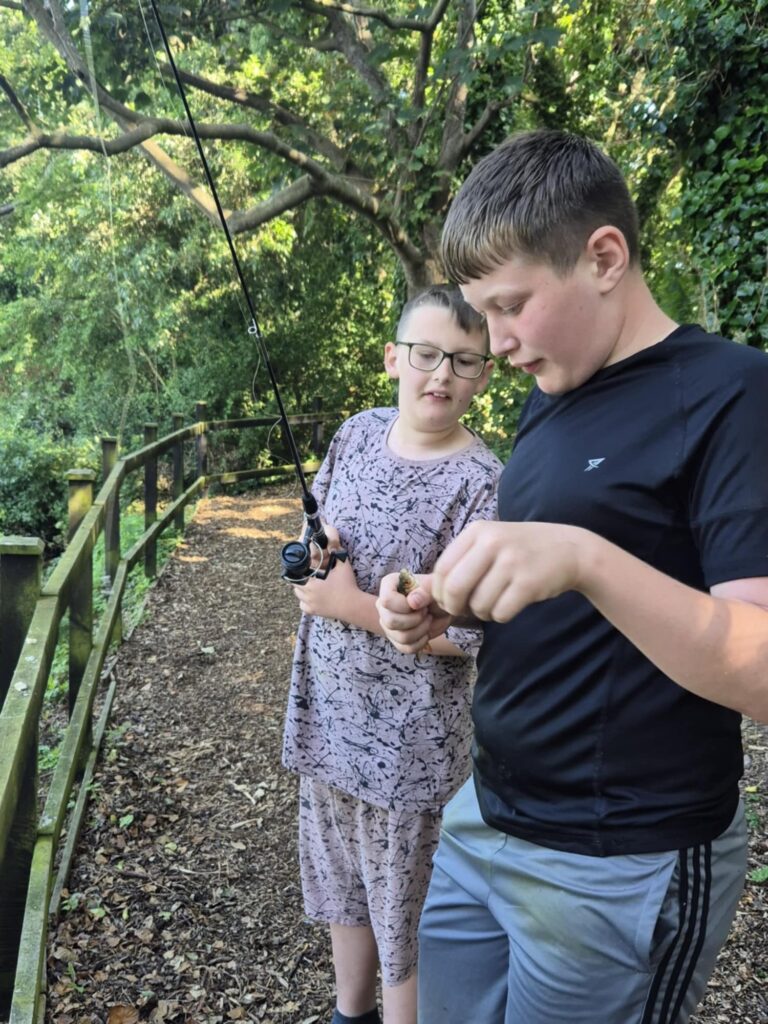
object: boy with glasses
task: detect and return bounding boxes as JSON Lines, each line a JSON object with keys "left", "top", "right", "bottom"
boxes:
{"left": 282, "top": 285, "right": 503, "bottom": 1024}
{"left": 377, "top": 129, "right": 768, "bottom": 1023}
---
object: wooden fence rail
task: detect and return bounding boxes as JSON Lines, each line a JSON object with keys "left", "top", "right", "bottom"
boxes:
{"left": 0, "top": 408, "right": 334, "bottom": 1024}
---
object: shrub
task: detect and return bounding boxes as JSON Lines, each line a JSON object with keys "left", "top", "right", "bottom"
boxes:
{"left": 0, "top": 426, "right": 99, "bottom": 550}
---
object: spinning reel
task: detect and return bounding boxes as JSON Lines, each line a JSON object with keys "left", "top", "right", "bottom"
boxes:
{"left": 280, "top": 493, "right": 348, "bottom": 585}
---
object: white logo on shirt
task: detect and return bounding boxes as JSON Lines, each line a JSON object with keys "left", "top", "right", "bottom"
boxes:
{"left": 584, "top": 458, "right": 606, "bottom": 472}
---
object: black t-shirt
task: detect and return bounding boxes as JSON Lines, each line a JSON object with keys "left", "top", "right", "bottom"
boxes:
{"left": 473, "top": 325, "right": 768, "bottom": 855}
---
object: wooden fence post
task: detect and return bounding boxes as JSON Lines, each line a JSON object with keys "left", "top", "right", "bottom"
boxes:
{"left": 0, "top": 536, "right": 44, "bottom": 1011}
{"left": 195, "top": 402, "right": 208, "bottom": 489}
{"left": 0, "top": 538, "right": 43, "bottom": 706}
{"left": 101, "top": 436, "right": 122, "bottom": 645}
{"left": 66, "top": 469, "right": 95, "bottom": 718}
{"left": 172, "top": 413, "right": 185, "bottom": 532}
{"left": 311, "top": 396, "right": 324, "bottom": 458}
{"left": 144, "top": 423, "right": 158, "bottom": 579}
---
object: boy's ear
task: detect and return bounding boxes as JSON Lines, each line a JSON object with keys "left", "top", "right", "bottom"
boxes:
{"left": 585, "top": 226, "right": 629, "bottom": 293}
{"left": 384, "top": 341, "right": 400, "bottom": 379}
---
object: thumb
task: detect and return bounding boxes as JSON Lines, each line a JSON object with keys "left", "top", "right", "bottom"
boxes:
{"left": 406, "top": 575, "right": 434, "bottom": 610}
{"left": 323, "top": 523, "right": 342, "bottom": 548}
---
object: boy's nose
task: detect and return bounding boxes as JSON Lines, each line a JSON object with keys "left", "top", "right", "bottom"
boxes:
{"left": 486, "top": 316, "right": 519, "bottom": 357}
{"left": 432, "top": 355, "right": 454, "bottom": 379}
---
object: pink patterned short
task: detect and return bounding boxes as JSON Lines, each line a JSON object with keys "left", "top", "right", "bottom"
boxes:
{"left": 298, "top": 775, "right": 442, "bottom": 987}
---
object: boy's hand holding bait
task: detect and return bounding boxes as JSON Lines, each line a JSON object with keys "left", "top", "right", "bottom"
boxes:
{"left": 378, "top": 570, "right": 452, "bottom": 654}
{"left": 396, "top": 569, "right": 435, "bottom": 654}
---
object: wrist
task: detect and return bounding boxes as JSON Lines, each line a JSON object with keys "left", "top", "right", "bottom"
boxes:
{"left": 336, "top": 585, "right": 359, "bottom": 624}
{"left": 571, "top": 527, "right": 609, "bottom": 596}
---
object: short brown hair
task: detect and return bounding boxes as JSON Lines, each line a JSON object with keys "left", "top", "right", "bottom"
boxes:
{"left": 397, "top": 284, "right": 488, "bottom": 347}
{"left": 441, "top": 129, "right": 640, "bottom": 282}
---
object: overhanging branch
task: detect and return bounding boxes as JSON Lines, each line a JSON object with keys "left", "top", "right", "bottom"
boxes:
{"left": 299, "top": 0, "right": 445, "bottom": 32}
{"left": 0, "top": 115, "right": 421, "bottom": 263}
{"left": 0, "top": 73, "right": 36, "bottom": 131}
{"left": 227, "top": 176, "right": 317, "bottom": 234}
{"left": 164, "top": 65, "right": 351, "bottom": 171}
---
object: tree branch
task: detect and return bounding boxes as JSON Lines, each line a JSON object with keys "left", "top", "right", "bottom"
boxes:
{"left": 0, "top": 122, "right": 193, "bottom": 163}
{"left": 317, "top": 6, "right": 393, "bottom": 107}
{"left": 412, "top": 0, "right": 452, "bottom": 121}
{"left": 22, "top": 0, "right": 140, "bottom": 124}
{"left": 414, "top": 0, "right": 449, "bottom": 97}
{"left": 457, "top": 5, "right": 540, "bottom": 161}
{"left": 301, "top": 3, "right": 409, "bottom": 157}
{"left": 164, "top": 64, "right": 351, "bottom": 171}
{"left": 0, "top": 73, "right": 36, "bottom": 131}
{"left": 227, "top": 176, "right": 317, "bottom": 234}
{"left": 0, "top": 1, "right": 24, "bottom": 9}
{"left": 298, "top": 0, "right": 446, "bottom": 32}
{"left": 252, "top": 14, "right": 340, "bottom": 52}
{"left": 0, "top": 116, "right": 422, "bottom": 264}
{"left": 14, "top": 0, "right": 433, "bottom": 281}
{"left": 19, "top": 0, "right": 227, "bottom": 223}
{"left": 461, "top": 98, "right": 506, "bottom": 155}
{"left": 436, "top": 0, "right": 477, "bottom": 170}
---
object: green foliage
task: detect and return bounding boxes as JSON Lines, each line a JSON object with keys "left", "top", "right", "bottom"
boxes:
{"left": 465, "top": 361, "right": 531, "bottom": 459}
{"left": 552, "top": 0, "right": 768, "bottom": 346}
{"left": 0, "top": 422, "right": 98, "bottom": 546}
{"left": 652, "top": 0, "right": 768, "bottom": 346}
{"left": 2, "top": 0, "right": 767, "bottom": 538}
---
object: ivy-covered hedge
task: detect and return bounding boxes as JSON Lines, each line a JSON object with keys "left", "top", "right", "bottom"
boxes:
{"left": 648, "top": 0, "right": 768, "bottom": 346}
{"left": 0, "top": 425, "right": 98, "bottom": 549}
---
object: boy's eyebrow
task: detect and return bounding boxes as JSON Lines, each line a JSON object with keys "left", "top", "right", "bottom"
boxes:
{"left": 488, "top": 286, "right": 530, "bottom": 303}
{"left": 467, "top": 290, "right": 526, "bottom": 313}
{"left": 405, "top": 338, "right": 487, "bottom": 353}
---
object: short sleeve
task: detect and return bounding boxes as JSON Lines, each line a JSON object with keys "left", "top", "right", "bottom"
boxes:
{"left": 688, "top": 359, "right": 768, "bottom": 586}
{"left": 444, "top": 622, "right": 485, "bottom": 658}
{"left": 308, "top": 420, "right": 347, "bottom": 513}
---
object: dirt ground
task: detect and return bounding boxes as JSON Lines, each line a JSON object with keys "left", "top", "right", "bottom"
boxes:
{"left": 44, "top": 487, "right": 768, "bottom": 1024}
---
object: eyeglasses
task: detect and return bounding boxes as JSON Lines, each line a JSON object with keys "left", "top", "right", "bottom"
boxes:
{"left": 395, "top": 342, "right": 490, "bottom": 380}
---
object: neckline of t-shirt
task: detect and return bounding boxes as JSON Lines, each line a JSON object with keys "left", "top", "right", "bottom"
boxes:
{"left": 535, "top": 323, "right": 699, "bottom": 406}
{"left": 590, "top": 322, "right": 700, "bottom": 382}
{"left": 382, "top": 413, "right": 480, "bottom": 465}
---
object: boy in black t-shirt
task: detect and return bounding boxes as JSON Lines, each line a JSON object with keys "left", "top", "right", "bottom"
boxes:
{"left": 377, "top": 129, "right": 768, "bottom": 1024}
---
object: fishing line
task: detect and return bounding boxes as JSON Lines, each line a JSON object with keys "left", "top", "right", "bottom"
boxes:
{"left": 139, "top": 7, "right": 285, "bottom": 447}
{"left": 146, "top": 0, "right": 345, "bottom": 583}
{"left": 138, "top": 0, "right": 261, "bottom": 397}
{"left": 147, "top": 0, "right": 307, "bottom": 487}
{"left": 137, "top": 0, "right": 193, "bottom": 147}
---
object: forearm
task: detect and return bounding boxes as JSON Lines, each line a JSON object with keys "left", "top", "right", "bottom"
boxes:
{"left": 333, "top": 588, "right": 381, "bottom": 633}
{"left": 577, "top": 532, "right": 768, "bottom": 721}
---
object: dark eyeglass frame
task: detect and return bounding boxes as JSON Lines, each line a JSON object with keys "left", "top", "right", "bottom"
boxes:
{"left": 395, "top": 341, "right": 490, "bottom": 380}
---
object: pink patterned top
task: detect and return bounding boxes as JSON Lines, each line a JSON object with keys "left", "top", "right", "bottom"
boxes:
{"left": 282, "top": 408, "right": 503, "bottom": 813}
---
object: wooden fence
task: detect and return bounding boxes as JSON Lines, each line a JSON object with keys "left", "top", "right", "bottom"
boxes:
{"left": 0, "top": 407, "right": 334, "bottom": 1024}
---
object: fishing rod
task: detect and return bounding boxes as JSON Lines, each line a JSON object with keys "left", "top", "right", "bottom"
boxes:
{"left": 147, "top": 0, "right": 346, "bottom": 585}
